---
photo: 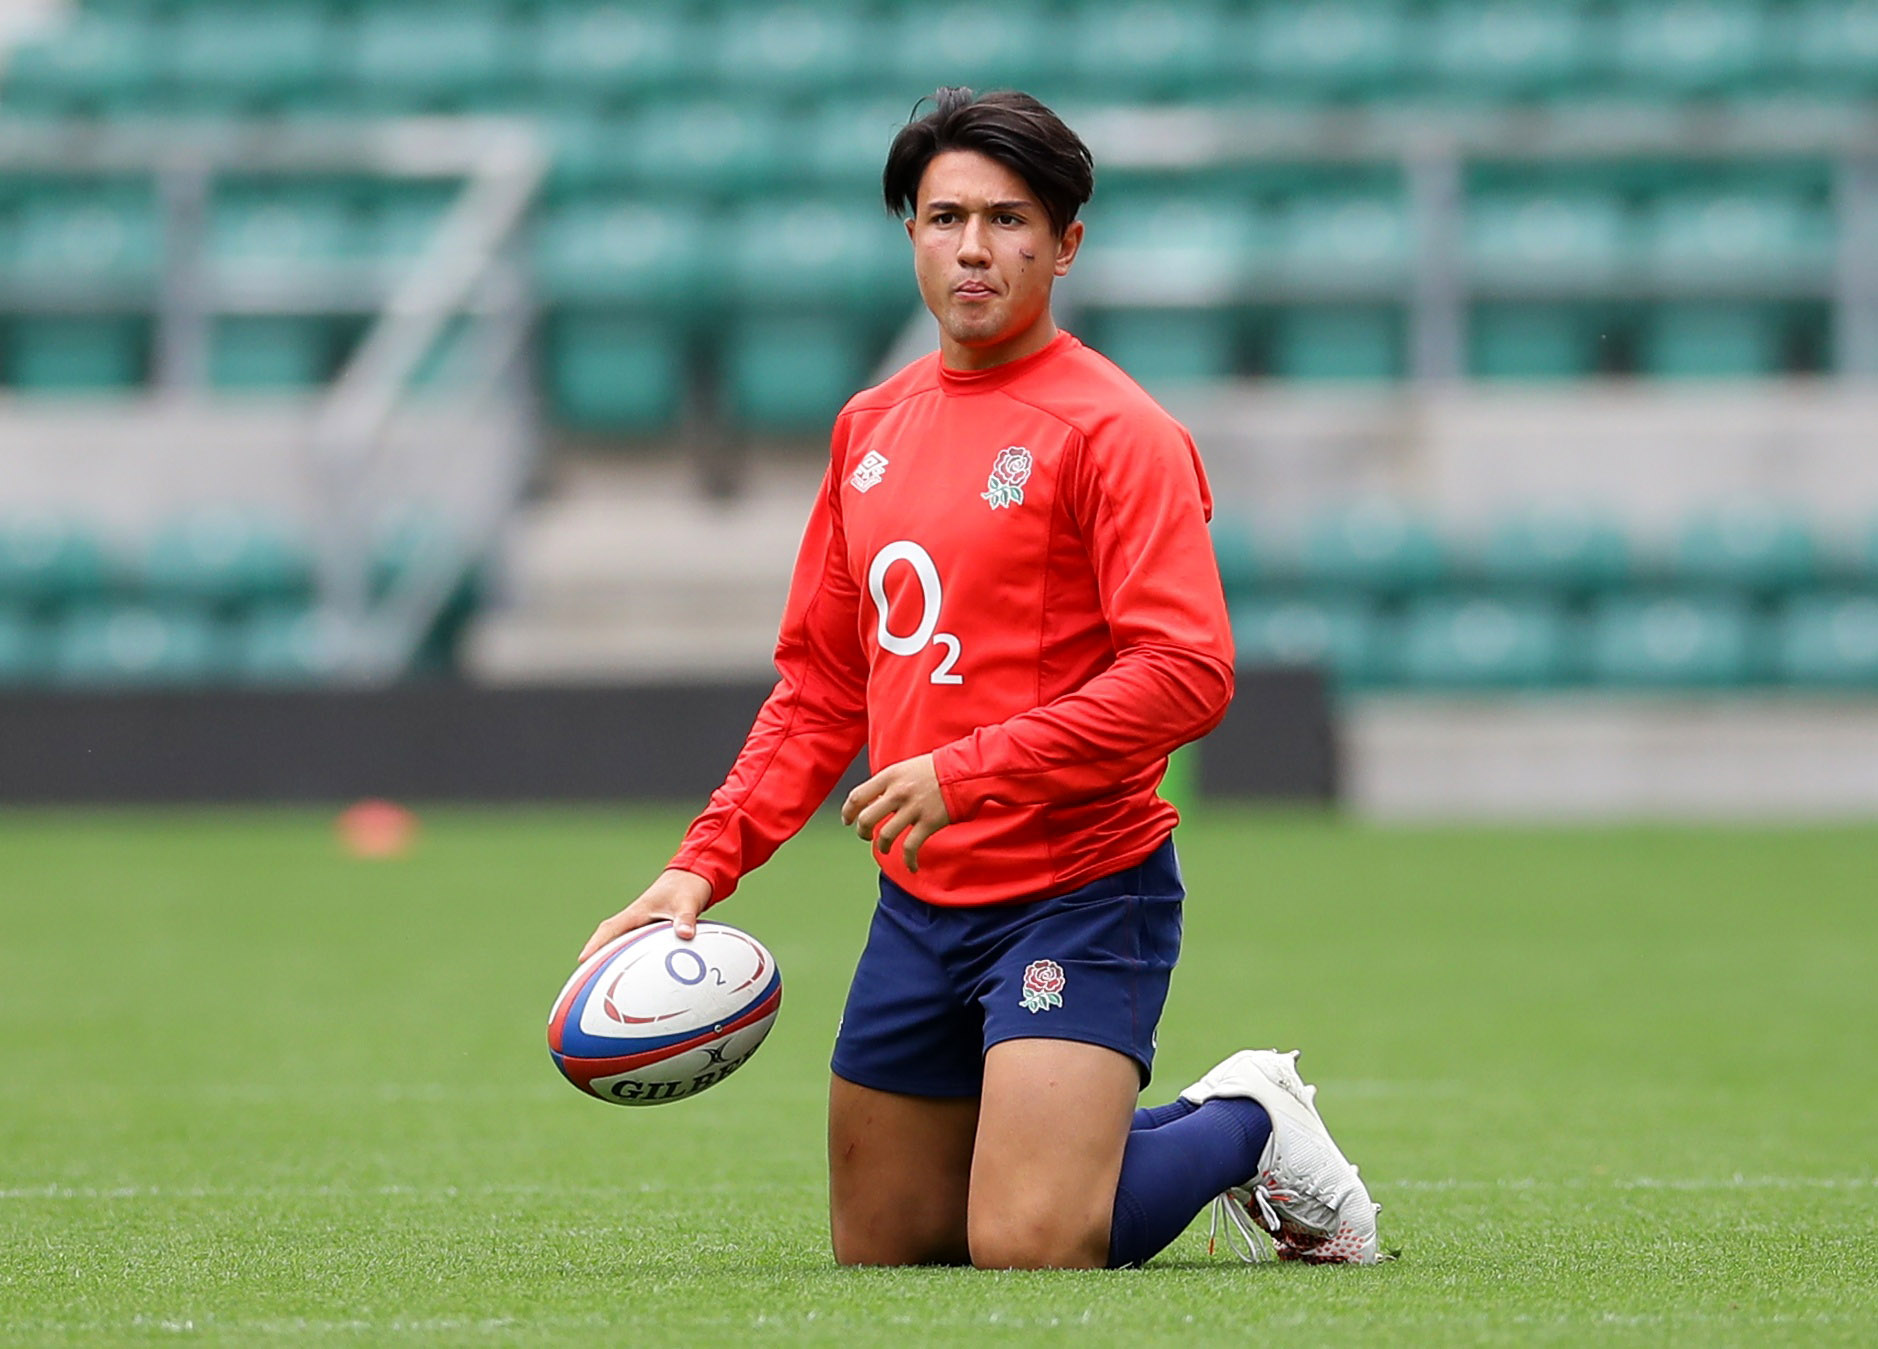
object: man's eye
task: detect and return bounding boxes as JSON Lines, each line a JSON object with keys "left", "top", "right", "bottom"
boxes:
{"left": 996, "top": 214, "right": 1021, "bottom": 226}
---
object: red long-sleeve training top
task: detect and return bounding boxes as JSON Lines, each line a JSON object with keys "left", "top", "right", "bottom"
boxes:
{"left": 669, "top": 331, "right": 1235, "bottom": 907}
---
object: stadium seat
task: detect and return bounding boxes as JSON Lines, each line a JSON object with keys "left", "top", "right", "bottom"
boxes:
{"left": 1586, "top": 594, "right": 1759, "bottom": 686}
{"left": 1398, "top": 596, "right": 1573, "bottom": 688}
{"left": 1474, "top": 504, "right": 1631, "bottom": 593}
{"left": 0, "top": 12, "right": 157, "bottom": 112}
{"left": 206, "top": 318, "right": 332, "bottom": 390}
{"left": 804, "top": 100, "right": 917, "bottom": 190}
{"left": 1210, "top": 516, "right": 1261, "bottom": 596}
{"left": 885, "top": 2, "right": 1068, "bottom": 100}
{"left": 1638, "top": 302, "right": 1787, "bottom": 377}
{"left": 622, "top": 102, "right": 790, "bottom": 197}
{"left": 362, "top": 185, "right": 458, "bottom": 272}
{"left": 1790, "top": 1, "right": 1878, "bottom": 95}
{"left": 1091, "top": 309, "right": 1239, "bottom": 387}
{"left": 167, "top": 3, "right": 335, "bottom": 107}
{"left": 0, "top": 608, "right": 50, "bottom": 684}
{"left": 545, "top": 314, "right": 687, "bottom": 430}
{"left": 1641, "top": 189, "right": 1834, "bottom": 285}
{"left": 209, "top": 185, "right": 361, "bottom": 276}
{"left": 0, "top": 515, "right": 110, "bottom": 608}
{"left": 7, "top": 188, "right": 162, "bottom": 290}
{"left": 1272, "top": 192, "right": 1412, "bottom": 288}
{"left": 1466, "top": 191, "right": 1631, "bottom": 288}
{"left": 235, "top": 604, "right": 360, "bottom": 684}
{"left": 1238, "top": 1, "right": 1411, "bottom": 97}
{"left": 1424, "top": 0, "right": 1595, "bottom": 98}
{"left": 1270, "top": 307, "right": 1401, "bottom": 381}
{"left": 726, "top": 200, "right": 910, "bottom": 315}
{"left": 529, "top": 3, "right": 704, "bottom": 103}
{"left": 533, "top": 200, "right": 714, "bottom": 308}
{"left": 723, "top": 317, "right": 870, "bottom": 433}
{"left": 1231, "top": 596, "right": 1391, "bottom": 686}
{"left": 1470, "top": 305, "right": 1606, "bottom": 379}
{"left": 1610, "top": 0, "right": 1766, "bottom": 95}
{"left": 5, "top": 317, "right": 145, "bottom": 391}
{"left": 1077, "top": 192, "right": 1264, "bottom": 304}
{"left": 345, "top": 2, "right": 516, "bottom": 108}
{"left": 1068, "top": 1, "right": 1231, "bottom": 100}
{"left": 1672, "top": 505, "right": 1819, "bottom": 594}
{"left": 52, "top": 606, "right": 227, "bottom": 687}
{"left": 1772, "top": 594, "right": 1878, "bottom": 685}
{"left": 711, "top": 2, "right": 869, "bottom": 93}
{"left": 140, "top": 510, "right": 313, "bottom": 610}
{"left": 1294, "top": 500, "right": 1446, "bottom": 594}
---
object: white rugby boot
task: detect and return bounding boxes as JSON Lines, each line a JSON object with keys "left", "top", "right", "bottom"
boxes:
{"left": 1180, "top": 1048, "right": 1385, "bottom": 1264}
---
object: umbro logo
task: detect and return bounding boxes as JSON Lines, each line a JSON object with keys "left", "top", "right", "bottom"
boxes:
{"left": 849, "top": 450, "right": 890, "bottom": 493}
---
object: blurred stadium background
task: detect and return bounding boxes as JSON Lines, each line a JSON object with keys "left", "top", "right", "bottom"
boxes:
{"left": 2, "top": 0, "right": 1878, "bottom": 816}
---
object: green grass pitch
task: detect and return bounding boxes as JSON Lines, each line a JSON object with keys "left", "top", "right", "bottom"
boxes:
{"left": 2, "top": 807, "right": 1874, "bottom": 1345}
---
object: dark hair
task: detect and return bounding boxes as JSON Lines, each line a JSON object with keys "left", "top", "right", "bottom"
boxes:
{"left": 883, "top": 88, "right": 1094, "bottom": 238}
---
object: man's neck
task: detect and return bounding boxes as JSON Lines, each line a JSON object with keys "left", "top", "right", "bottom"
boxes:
{"left": 939, "top": 315, "right": 1060, "bottom": 372}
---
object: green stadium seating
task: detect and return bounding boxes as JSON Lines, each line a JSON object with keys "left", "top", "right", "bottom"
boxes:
{"left": 803, "top": 100, "right": 913, "bottom": 190}
{"left": 1469, "top": 305, "right": 1604, "bottom": 379}
{"left": 6, "top": 317, "right": 145, "bottom": 391}
{"left": 533, "top": 200, "right": 714, "bottom": 308}
{"left": 1790, "top": 1, "right": 1878, "bottom": 95}
{"left": 530, "top": 3, "right": 703, "bottom": 103}
{"left": 0, "top": 515, "right": 110, "bottom": 607}
{"left": 1078, "top": 192, "right": 1264, "bottom": 302}
{"left": 141, "top": 510, "right": 312, "bottom": 609}
{"left": 1209, "top": 517, "right": 1260, "bottom": 596}
{"left": 346, "top": 3, "right": 517, "bottom": 109}
{"left": 545, "top": 313, "right": 687, "bottom": 430}
{"left": 1092, "top": 309, "right": 1238, "bottom": 386}
{"left": 1641, "top": 190, "right": 1833, "bottom": 285}
{"left": 1475, "top": 504, "right": 1631, "bottom": 592}
{"left": 1231, "top": 596, "right": 1391, "bottom": 685}
{"left": 1239, "top": 1, "right": 1411, "bottom": 97}
{"left": 1398, "top": 595, "right": 1573, "bottom": 687}
{"left": 1273, "top": 192, "right": 1412, "bottom": 287}
{"left": 1069, "top": 1, "right": 1230, "bottom": 100}
{"left": 0, "top": 608, "right": 50, "bottom": 684}
{"left": 369, "top": 505, "right": 476, "bottom": 607}
{"left": 363, "top": 185, "right": 457, "bottom": 269}
{"left": 1270, "top": 307, "right": 1401, "bottom": 380}
{"left": 209, "top": 317, "right": 331, "bottom": 389}
{"left": 1425, "top": 1, "right": 1595, "bottom": 98}
{"left": 1610, "top": 0, "right": 1766, "bottom": 95}
{"left": 0, "top": 13, "right": 156, "bottom": 112}
{"left": 711, "top": 2, "right": 869, "bottom": 93}
{"left": 235, "top": 604, "right": 359, "bottom": 684}
{"left": 208, "top": 186, "right": 362, "bottom": 273}
{"left": 1773, "top": 593, "right": 1878, "bottom": 685}
{"left": 726, "top": 200, "right": 909, "bottom": 314}
{"left": 886, "top": 2, "right": 1067, "bottom": 99}
{"left": 1295, "top": 500, "right": 1445, "bottom": 594}
{"left": 1638, "top": 301, "right": 1787, "bottom": 376}
{"left": 167, "top": 3, "right": 335, "bottom": 107}
{"left": 1586, "top": 594, "right": 1758, "bottom": 686}
{"left": 52, "top": 605, "right": 226, "bottom": 687}
{"left": 724, "top": 317, "right": 870, "bottom": 433}
{"left": 7, "top": 188, "right": 162, "bottom": 289}
{"left": 1673, "top": 505, "right": 1819, "bottom": 593}
{"left": 622, "top": 102, "right": 790, "bottom": 197}
{"left": 1466, "top": 192, "right": 1631, "bottom": 288}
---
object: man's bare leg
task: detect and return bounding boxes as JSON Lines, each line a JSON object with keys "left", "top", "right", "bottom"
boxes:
{"left": 966, "top": 1039, "right": 1139, "bottom": 1270}
{"left": 828, "top": 1075, "right": 979, "bottom": 1266}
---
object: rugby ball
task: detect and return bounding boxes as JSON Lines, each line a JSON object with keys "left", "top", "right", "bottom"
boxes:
{"left": 547, "top": 920, "right": 781, "bottom": 1106}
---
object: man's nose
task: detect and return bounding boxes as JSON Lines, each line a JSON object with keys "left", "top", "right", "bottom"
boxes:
{"left": 957, "top": 215, "right": 991, "bottom": 264}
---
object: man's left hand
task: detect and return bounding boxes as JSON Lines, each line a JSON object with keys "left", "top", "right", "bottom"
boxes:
{"left": 841, "top": 753, "right": 951, "bottom": 872}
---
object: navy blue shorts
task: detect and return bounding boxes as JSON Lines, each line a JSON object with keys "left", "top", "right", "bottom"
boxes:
{"left": 830, "top": 839, "right": 1185, "bottom": 1098}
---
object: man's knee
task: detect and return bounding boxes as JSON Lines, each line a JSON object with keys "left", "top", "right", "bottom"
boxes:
{"left": 832, "top": 1208, "right": 970, "bottom": 1268}
{"left": 967, "top": 1204, "right": 1110, "bottom": 1271}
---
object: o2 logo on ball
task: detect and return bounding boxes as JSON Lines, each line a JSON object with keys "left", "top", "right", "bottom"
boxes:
{"left": 867, "top": 540, "right": 963, "bottom": 685}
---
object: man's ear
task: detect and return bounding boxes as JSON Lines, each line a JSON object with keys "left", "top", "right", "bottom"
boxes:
{"left": 904, "top": 216, "right": 916, "bottom": 244}
{"left": 1054, "top": 219, "right": 1084, "bottom": 276}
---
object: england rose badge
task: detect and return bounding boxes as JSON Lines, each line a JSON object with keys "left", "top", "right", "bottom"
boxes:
{"left": 982, "top": 445, "right": 1033, "bottom": 510}
{"left": 1019, "top": 958, "right": 1065, "bottom": 1013}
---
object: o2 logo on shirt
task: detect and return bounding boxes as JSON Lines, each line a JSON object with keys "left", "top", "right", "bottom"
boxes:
{"left": 866, "top": 541, "right": 963, "bottom": 685}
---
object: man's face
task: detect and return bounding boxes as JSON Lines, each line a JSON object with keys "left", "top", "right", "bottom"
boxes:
{"left": 906, "top": 149, "right": 1083, "bottom": 369}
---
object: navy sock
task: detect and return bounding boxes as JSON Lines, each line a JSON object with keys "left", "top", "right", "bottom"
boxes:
{"left": 1107, "top": 1098, "right": 1273, "bottom": 1269}
{"left": 1130, "top": 1098, "right": 1197, "bottom": 1131}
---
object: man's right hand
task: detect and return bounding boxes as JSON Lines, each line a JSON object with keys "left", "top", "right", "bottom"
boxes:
{"left": 579, "top": 868, "right": 713, "bottom": 961}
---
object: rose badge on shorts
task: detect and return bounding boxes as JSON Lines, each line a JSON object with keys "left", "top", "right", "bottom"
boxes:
{"left": 1019, "top": 958, "right": 1066, "bottom": 1013}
